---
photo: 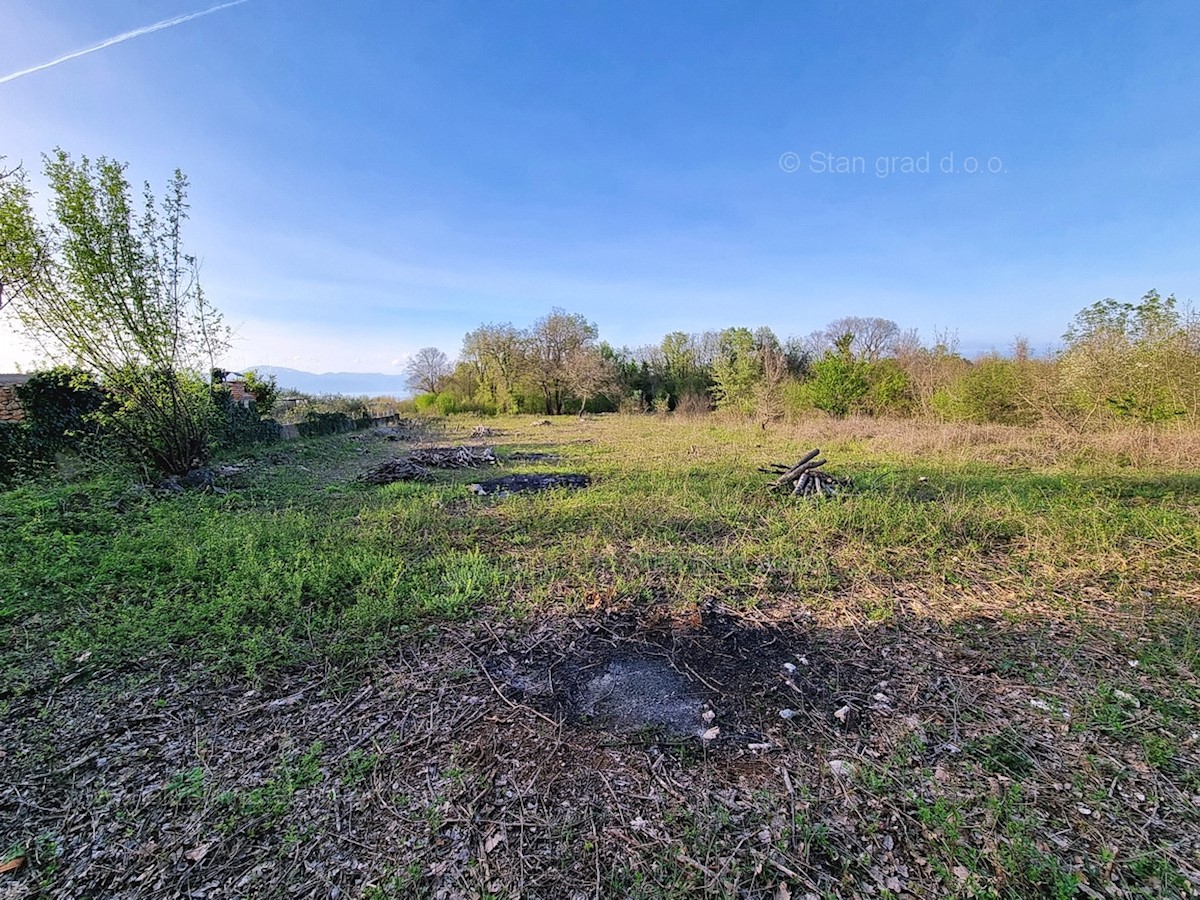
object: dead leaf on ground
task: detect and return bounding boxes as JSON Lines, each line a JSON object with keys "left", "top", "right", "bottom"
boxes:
{"left": 483, "top": 831, "right": 505, "bottom": 854}
{"left": 184, "top": 843, "right": 211, "bottom": 863}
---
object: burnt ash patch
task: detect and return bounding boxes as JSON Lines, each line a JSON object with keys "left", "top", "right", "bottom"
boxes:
{"left": 492, "top": 605, "right": 888, "bottom": 743}
{"left": 468, "top": 473, "right": 591, "bottom": 495}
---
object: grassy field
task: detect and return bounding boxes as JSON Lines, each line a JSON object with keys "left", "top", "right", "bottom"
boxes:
{"left": 2, "top": 415, "right": 1198, "bottom": 898}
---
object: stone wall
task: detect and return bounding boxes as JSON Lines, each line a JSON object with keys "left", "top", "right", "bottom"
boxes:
{"left": 0, "top": 378, "right": 28, "bottom": 423}
{"left": 277, "top": 413, "right": 405, "bottom": 441}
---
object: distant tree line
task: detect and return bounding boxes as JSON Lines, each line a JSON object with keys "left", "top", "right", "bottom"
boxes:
{"left": 405, "top": 293, "right": 1200, "bottom": 427}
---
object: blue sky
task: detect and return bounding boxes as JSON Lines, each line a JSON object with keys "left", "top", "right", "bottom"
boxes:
{"left": 2, "top": 0, "right": 1198, "bottom": 373}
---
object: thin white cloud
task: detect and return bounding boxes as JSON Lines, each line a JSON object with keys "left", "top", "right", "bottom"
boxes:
{"left": 0, "top": 0, "right": 252, "bottom": 85}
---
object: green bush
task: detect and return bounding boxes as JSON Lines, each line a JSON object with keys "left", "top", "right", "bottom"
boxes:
{"left": 242, "top": 370, "right": 280, "bottom": 410}
{"left": 804, "top": 352, "right": 871, "bottom": 418}
{"left": 863, "top": 359, "right": 914, "bottom": 416}
{"left": 0, "top": 422, "right": 43, "bottom": 486}
{"left": 102, "top": 367, "right": 221, "bottom": 474}
{"left": 15, "top": 367, "right": 106, "bottom": 453}
{"left": 296, "top": 411, "right": 362, "bottom": 437}
{"left": 212, "top": 390, "right": 281, "bottom": 449}
{"left": 932, "top": 357, "right": 1039, "bottom": 425}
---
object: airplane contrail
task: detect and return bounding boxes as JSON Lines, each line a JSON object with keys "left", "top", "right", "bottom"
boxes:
{"left": 0, "top": 0, "right": 252, "bottom": 85}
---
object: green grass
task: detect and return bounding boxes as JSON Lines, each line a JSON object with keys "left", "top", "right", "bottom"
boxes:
{"left": 2, "top": 416, "right": 1198, "bottom": 684}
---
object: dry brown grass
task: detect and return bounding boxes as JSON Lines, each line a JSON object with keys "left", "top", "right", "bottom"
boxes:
{"left": 766, "top": 415, "right": 1200, "bottom": 469}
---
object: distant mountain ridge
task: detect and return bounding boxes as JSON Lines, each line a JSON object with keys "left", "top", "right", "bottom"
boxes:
{"left": 243, "top": 366, "right": 411, "bottom": 398}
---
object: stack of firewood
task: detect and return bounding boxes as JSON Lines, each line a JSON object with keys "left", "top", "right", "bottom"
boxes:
{"left": 762, "top": 448, "right": 847, "bottom": 498}
{"left": 359, "top": 458, "right": 432, "bottom": 484}
{"left": 409, "top": 446, "right": 498, "bottom": 468}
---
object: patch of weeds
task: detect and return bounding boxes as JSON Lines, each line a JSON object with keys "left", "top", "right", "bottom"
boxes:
{"left": 795, "top": 814, "right": 838, "bottom": 862}
{"left": 990, "top": 785, "right": 1078, "bottom": 898}
{"left": 965, "top": 728, "right": 1034, "bottom": 777}
{"left": 339, "top": 749, "right": 379, "bottom": 789}
{"left": 664, "top": 740, "right": 706, "bottom": 766}
{"left": 1126, "top": 850, "right": 1191, "bottom": 897}
{"left": 364, "top": 862, "right": 430, "bottom": 900}
{"left": 31, "top": 833, "right": 63, "bottom": 886}
{"left": 165, "top": 766, "right": 206, "bottom": 804}
{"left": 425, "top": 548, "right": 507, "bottom": 618}
{"left": 1075, "top": 683, "right": 1136, "bottom": 737}
{"left": 860, "top": 595, "right": 895, "bottom": 624}
{"left": 605, "top": 860, "right": 704, "bottom": 900}
{"left": 1140, "top": 733, "right": 1177, "bottom": 771}
{"left": 219, "top": 741, "right": 325, "bottom": 836}
{"left": 913, "top": 794, "right": 964, "bottom": 844}
{"left": 855, "top": 761, "right": 892, "bottom": 792}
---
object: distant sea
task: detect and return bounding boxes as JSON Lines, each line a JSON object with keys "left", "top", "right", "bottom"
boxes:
{"left": 243, "top": 366, "right": 411, "bottom": 398}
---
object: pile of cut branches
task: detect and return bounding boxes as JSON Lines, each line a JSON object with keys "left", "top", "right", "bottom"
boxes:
{"left": 763, "top": 448, "right": 848, "bottom": 497}
{"left": 358, "top": 458, "right": 432, "bottom": 484}
{"left": 409, "top": 445, "right": 498, "bottom": 468}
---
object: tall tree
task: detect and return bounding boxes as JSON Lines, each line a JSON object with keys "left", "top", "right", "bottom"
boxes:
{"left": 461, "top": 322, "right": 525, "bottom": 412}
{"left": 822, "top": 316, "right": 901, "bottom": 362}
{"left": 404, "top": 346, "right": 452, "bottom": 395}
{"left": 710, "top": 327, "right": 760, "bottom": 412}
{"left": 0, "top": 158, "right": 36, "bottom": 311}
{"left": 565, "top": 345, "right": 620, "bottom": 416}
{"left": 0, "top": 150, "right": 227, "bottom": 474}
{"left": 526, "top": 308, "right": 598, "bottom": 415}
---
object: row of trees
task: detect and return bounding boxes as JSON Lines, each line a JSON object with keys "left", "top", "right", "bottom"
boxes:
{"left": 408, "top": 298, "right": 1200, "bottom": 426}
{"left": 405, "top": 310, "right": 615, "bottom": 416}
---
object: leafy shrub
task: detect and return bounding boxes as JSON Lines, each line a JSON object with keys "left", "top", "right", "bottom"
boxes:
{"left": 242, "top": 370, "right": 279, "bottom": 410}
{"left": 102, "top": 367, "right": 222, "bottom": 474}
{"left": 673, "top": 390, "right": 711, "bottom": 417}
{"left": 15, "top": 367, "right": 106, "bottom": 453}
{"left": 297, "top": 411, "right": 362, "bottom": 437}
{"left": 863, "top": 359, "right": 914, "bottom": 416}
{"left": 212, "top": 390, "right": 281, "bottom": 449}
{"left": 0, "top": 422, "right": 42, "bottom": 486}
{"left": 1059, "top": 290, "right": 1198, "bottom": 424}
{"left": 802, "top": 352, "right": 871, "bottom": 418}
{"left": 931, "top": 357, "right": 1039, "bottom": 425}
